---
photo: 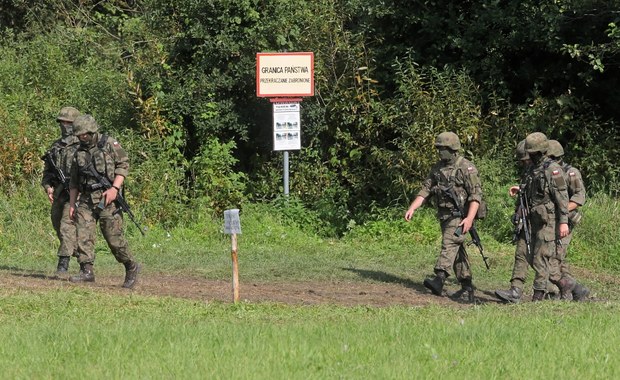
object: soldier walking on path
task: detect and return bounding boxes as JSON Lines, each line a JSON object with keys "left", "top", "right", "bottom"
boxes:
{"left": 495, "top": 140, "right": 533, "bottom": 303}
{"left": 546, "top": 140, "right": 590, "bottom": 301}
{"left": 404, "top": 132, "right": 483, "bottom": 301}
{"left": 41, "top": 107, "right": 81, "bottom": 275}
{"left": 68, "top": 114, "right": 141, "bottom": 288}
{"left": 517, "top": 132, "right": 571, "bottom": 301}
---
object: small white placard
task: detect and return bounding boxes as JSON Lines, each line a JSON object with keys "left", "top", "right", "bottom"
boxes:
{"left": 224, "top": 209, "right": 241, "bottom": 234}
{"left": 273, "top": 103, "right": 301, "bottom": 151}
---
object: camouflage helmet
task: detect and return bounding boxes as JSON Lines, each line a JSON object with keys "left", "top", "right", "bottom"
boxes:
{"left": 73, "top": 114, "right": 99, "bottom": 135}
{"left": 524, "top": 132, "right": 548, "bottom": 154}
{"left": 434, "top": 131, "right": 461, "bottom": 151}
{"left": 56, "top": 107, "right": 81, "bottom": 122}
{"left": 547, "top": 140, "right": 564, "bottom": 158}
{"left": 516, "top": 139, "right": 529, "bottom": 161}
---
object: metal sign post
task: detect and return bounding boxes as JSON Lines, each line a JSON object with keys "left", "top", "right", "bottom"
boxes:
{"left": 224, "top": 209, "right": 242, "bottom": 303}
{"left": 272, "top": 102, "right": 300, "bottom": 196}
{"left": 283, "top": 151, "right": 289, "bottom": 196}
{"left": 256, "top": 52, "right": 314, "bottom": 197}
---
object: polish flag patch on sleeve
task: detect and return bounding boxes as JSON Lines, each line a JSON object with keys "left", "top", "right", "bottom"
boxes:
{"left": 552, "top": 170, "right": 560, "bottom": 175}
{"left": 467, "top": 166, "right": 474, "bottom": 172}
{"left": 113, "top": 141, "right": 120, "bottom": 147}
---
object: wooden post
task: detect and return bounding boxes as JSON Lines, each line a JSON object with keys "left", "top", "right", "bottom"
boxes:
{"left": 224, "top": 209, "right": 241, "bottom": 304}
{"left": 231, "top": 233, "right": 239, "bottom": 303}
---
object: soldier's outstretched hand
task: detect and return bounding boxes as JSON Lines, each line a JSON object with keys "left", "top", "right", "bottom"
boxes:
{"left": 509, "top": 185, "right": 519, "bottom": 197}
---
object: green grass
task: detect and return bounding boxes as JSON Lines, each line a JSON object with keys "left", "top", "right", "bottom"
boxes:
{"left": 0, "top": 290, "right": 619, "bottom": 379}
{"left": 2, "top": 182, "right": 620, "bottom": 378}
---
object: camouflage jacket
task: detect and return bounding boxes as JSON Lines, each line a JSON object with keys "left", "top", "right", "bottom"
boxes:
{"left": 525, "top": 156, "right": 569, "bottom": 231}
{"left": 41, "top": 135, "right": 80, "bottom": 197}
{"left": 417, "top": 156, "right": 483, "bottom": 221}
{"left": 70, "top": 133, "right": 129, "bottom": 204}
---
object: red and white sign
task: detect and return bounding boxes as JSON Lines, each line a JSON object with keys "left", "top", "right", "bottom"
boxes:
{"left": 256, "top": 52, "right": 314, "bottom": 97}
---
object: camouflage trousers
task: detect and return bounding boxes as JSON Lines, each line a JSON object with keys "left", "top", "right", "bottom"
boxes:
{"left": 510, "top": 229, "right": 574, "bottom": 293}
{"left": 549, "top": 232, "right": 574, "bottom": 283}
{"left": 509, "top": 232, "right": 531, "bottom": 290}
{"left": 434, "top": 217, "right": 471, "bottom": 281}
{"left": 74, "top": 197, "right": 134, "bottom": 265}
{"left": 50, "top": 191, "right": 78, "bottom": 258}
{"left": 529, "top": 219, "right": 557, "bottom": 291}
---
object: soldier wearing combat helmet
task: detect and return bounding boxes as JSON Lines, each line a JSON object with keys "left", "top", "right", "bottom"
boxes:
{"left": 405, "top": 132, "right": 484, "bottom": 302}
{"left": 519, "top": 132, "right": 571, "bottom": 301}
{"left": 68, "top": 114, "right": 141, "bottom": 289}
{"left": 41, "top": 106, "right": 81, "bottom": 275}
{"left": 546, "top": 140, "right": 590, "bottom": 301}
{"left": 495, "top": 139, "right": 534, "bottom": 303}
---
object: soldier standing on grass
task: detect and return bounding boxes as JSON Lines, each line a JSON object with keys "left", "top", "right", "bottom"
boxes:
{"left": 404, "top": 132, "right": 483, "bottom": 301}
{"left": 517, "top": 132, "right": 571, "bottom": 301}
{"left": 68, "top": 114, "right": 141, "bottom": 288}
{"left": 546, "top": 140, "right": 590, "bottom": 301}
{"left": 495, "top": 140, "right": 534, "bottom": 303}
{"left": 41, "top": 107, "right": 81, "bottom": 275}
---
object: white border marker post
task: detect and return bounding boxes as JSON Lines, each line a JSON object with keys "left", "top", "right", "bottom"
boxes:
{"left": 224, "top": 209, "right": 242, "bottom": 303}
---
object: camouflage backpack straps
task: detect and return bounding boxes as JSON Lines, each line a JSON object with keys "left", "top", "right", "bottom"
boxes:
{"left": 451, "top": 156, "right": 487, "bottom": 220}
{"left": 98, "top": 134, "right": 108, "bottom": 150}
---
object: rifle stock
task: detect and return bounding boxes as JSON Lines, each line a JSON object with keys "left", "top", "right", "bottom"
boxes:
{"left": 516, "top": 186, "right": 532, "bottom": 257}
{"left": 42, "top": 151, "right": 70, "bottom": 195}
{"left": 88, "top": 164, "right": 145, "bottom": 236}
{"left": 444, "top": 185, "right": 490, "bottom": 270}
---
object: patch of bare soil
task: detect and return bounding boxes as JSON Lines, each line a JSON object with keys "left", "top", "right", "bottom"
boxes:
{"left": 0, "top": 266, "right": 506, "bottom": 307}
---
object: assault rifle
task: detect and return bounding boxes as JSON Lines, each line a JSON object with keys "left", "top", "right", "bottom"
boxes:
{"left": 42, "top": 149, "right": 70, "bottom": 195}
{"left": 86, "top": 163, "right": 146, "bottom": 236}
{"left": 441, "top": 185, "right": 491, "bottom": 270}
{"left": 512, "top": 185, "right": 532, "bottom": 257}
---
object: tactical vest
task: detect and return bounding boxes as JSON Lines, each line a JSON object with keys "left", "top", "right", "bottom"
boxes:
{"left": 74, "top": 134, "right": 115, "bottom": 194}
{"left": 432, "top": 157, "right": 486, "bottom": 220}
{"left": 44, "top": 137, "right": 80, "bottom": 192}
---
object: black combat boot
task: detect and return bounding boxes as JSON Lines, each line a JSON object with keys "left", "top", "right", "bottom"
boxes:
{"left": 572, "top": 283, "right": 590, "bottom": 302}
{"left": 495, "top": 286, "right": 523, "bottom": 304}
{"left": 122, "top": 261, "right": 141, "bottom": 289}
{"left": 544, "top": 292, "right": 559, "bottom": 300}
{"left": 69, "top": 263, "right": 95, "bottom": 283}
{"left": 452, "top": 279, "right": 475, "bottom": 303}
{"left": 56, "top": 256, "right": 70, "bottom": 274}
{"left": 532, "top": 289, "right": 545, "bottom": 302}
{"left": 423, "top": 271, "right": 446, "bottom": 296}
{"left": 557, "top": 277, "right": 576, "bottom": 300}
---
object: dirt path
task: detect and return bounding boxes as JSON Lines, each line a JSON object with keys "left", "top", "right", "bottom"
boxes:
{"left": 0, "top": 268, "right": 506, "bottom": 307}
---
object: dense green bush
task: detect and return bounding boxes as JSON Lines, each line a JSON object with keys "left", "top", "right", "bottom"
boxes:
{"left": 1, "top": 0, "right": 619, "bottom": 235}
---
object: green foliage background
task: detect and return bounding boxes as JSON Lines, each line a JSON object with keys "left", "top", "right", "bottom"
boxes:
{"left": 1, "top": 0, "right": 619, "bottom": 235}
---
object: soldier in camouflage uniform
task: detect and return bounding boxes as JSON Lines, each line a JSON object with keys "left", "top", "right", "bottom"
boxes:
{"left": 519, "top": 132, "right": 571, "bottom": 301}
{"left": 547, "top": 140, "right": 590, "bottom": 301}
{"left": 68, "top": 114, "right": 141, "bottom": 288}
{"left": 405, "top": 132, "right": 483, "bottom": 301}
{"left": 495, "top": 140, "right": 533, "bottom": 303}
{"left": 41, "top": 107, "right": 81, "bottom": 275}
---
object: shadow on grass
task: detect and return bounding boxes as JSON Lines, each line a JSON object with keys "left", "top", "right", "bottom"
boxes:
{"left": 0, "top": 265, "right": 28, "bottom": 272}
{"left": 342, "top": 267, "right": 502, "bottom": 305}
{"left": 0, "top": 266, "right": 63, "bottom": 281}
{"left": 341, "top": 267, "right": 426, "bottom": 293}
